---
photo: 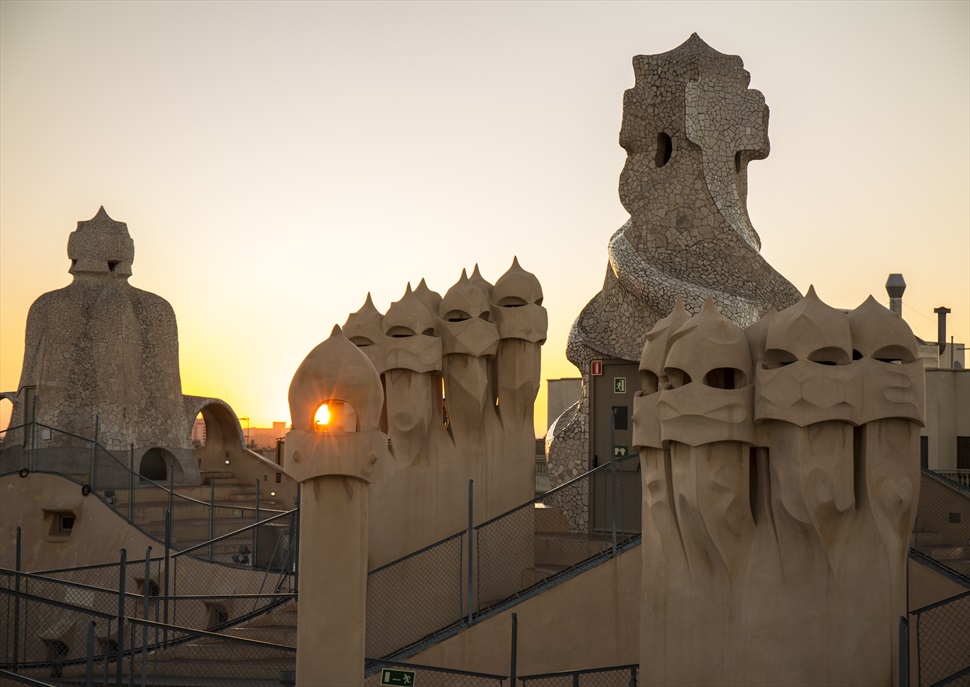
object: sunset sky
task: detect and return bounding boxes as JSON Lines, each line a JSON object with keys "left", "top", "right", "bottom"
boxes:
{"left": 1, "top": 1, "right": 967, "bottom": 439}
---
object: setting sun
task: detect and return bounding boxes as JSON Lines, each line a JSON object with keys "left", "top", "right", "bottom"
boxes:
{"left": 314, "top": 403, "right": 330, "bottom": 428}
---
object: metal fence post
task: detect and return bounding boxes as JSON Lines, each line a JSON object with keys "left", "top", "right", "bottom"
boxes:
{"left": 510, "top": 612, "right": 518, "bottom": 686}
{"left": 141, "top": 547, "right": 151, "bottom": 686}
{"left": 13, "top": 526, "right": 21, "bottom": 671}
{"left": 91, "top": 415, "right": 99, "bottom": 490}
{"left": 467, "top": 479, "right": 474, "bottom": 625}
{"left": 209, "top": 477, "right": 216, "bottom": 563}
{"left": 128, "top": 443, "right": 134, "bottom": 523}
{"left": 86, "top": 619, "right": 95, "bottom": 687}
{"left": 30, "top": 398, "right": 37, "bottom": 471}
{"left": 610, "top": 407, "right": 617, "bottom": 556}
{"left": 164, "top": 511, "right": 172, "bottom": 641}
{"left": 116, "top": 548, "right": 126, "bottom": 687}
{"left": 168, "top": 470, "right": 174, "bottom": 531}
{"left": 294, "top": 483, "right": 301, "bottom": 595}
{"left": 898, "top": 615, "right": 909, "bottom": 687}
{"left": 254, "top": 478, "right": 261, "bottom": 567}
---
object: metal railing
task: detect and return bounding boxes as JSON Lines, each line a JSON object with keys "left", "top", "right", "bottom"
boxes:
{"left": 913, "top": 469, "right": 970, "bottom": 582}
{"left": 1, "top": 421, "right": 295, "bottom": 568}
{"left": 518, "top": 664, "right": 639, "bottom": 686}
{"left": 365, "top": 455, "right": 641, "bottom": 661}
{"left": 910, "top": 589, "right": 970, "bottom": 686}
{"left": 936, "top": 470, "right": 970, "bottom": 490}
{"left": 1, "top": 515, "right": 298, "bottom": 676}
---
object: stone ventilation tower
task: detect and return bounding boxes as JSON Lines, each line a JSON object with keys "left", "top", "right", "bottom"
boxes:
{"left": 633, "top": 290, "right": 924, "bottom": 684}
{"left": 337, "top": 258, "right": 546, "bottom": 568}
{"left": 1, "top": 208, "right": 199, "bottom": 484}
{"left": 547, "top": 34, "right": 802, "bottom": 488}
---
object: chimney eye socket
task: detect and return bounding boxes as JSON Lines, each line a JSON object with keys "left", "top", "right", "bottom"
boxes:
{"left": 655, "top": 132, "right": 672, "bottom": 167}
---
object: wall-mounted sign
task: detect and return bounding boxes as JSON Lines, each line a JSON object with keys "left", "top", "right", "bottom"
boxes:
{"left": 614, "top": 377, "right": 627, "bottom": 394}
{"left": 381, "top": 669, "right": 416, "bottom": 686}
{"left": 591, "top": 360, "right": 603, "bottom": 376}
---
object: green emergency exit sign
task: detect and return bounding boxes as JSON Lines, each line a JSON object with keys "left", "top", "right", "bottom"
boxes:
{"left": 381, "top": 668, "right": 416, "bottom": 686}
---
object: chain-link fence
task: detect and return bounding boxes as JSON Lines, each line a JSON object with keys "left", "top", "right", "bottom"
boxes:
{"left": 0, "top": 579, "right": 117, "bottom": 680}
{"left": 366, "top": 531, "right": 467, "bottom": 659}
{"left": 518, "top": 664, "right": 639, "bottom": 686}
{"left": 2, "top": 421, "right": 299, "bottom": 573}
{"left": 365, "top": 456, "right": 641, "bottom": 662}
{"left": 1, "top": 537, "right": 297, "bottom": 678}
{"left": 912, "top": 590, "right": 970, "bottom": 687}
{"left": 913, "top": 470, "right": 970, "bottom": 581}
{"left": 936, "top": 470, "right": 970, "bottom": 490}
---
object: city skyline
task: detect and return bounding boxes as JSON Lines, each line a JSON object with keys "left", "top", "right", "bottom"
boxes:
{"left": 1, "top": 1, "right": 967, "bottom": 437}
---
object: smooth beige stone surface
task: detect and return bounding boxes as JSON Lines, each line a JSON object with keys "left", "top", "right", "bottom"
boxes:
{"left": 296, "top": 476, "right": 369, "bottom": 687}
{"left": 409, "top": 545, "right": 640, "bottom": 676}
{"left": 285, "top": 326, "right": 391, "bottom": 687}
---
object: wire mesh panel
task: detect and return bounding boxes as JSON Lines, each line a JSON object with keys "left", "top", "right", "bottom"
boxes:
{"left": 0, "top": 422, "right": 31, "bottom": 476}
{"left": 27, "top": 560, "right": 128, "bottom": 597}
{"left": 912, "top": 471, "right": 970, "bottom": 580}
{"left": 915, "top": 591, "right": 970, "bottom": 687}
{"left": 0, "top": 583, "right": 116, "bottom": 679}
{"left": 126, "top": 618, "right": 297, "bottom": 687}
{"left": 474, "top": 456, "right": 642, "bottom": 614}
{"left": 475, "top": 504, "right": 535, "bottom": 614}
{"left": 365, "top": 660, "right": 507, "bottom": 687}
{"left": 518, "top": 665, "right": 638, "bottom": 687}
{"left": 366, "top": 533, "right": 466, "bottom": 659}
{"left": 168, "top": 553, "right": 295, "bottom": 632}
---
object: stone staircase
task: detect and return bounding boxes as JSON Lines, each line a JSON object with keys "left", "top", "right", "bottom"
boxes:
{"left": 912, "top": 527, "right": 970, "bottom": 578}
{"left": 521, "top": 505, "right": 611, "bottom": 588}
{"left": 913, "top": 470, "right": 970, "bottom": 581}
{"left": 105, "top": 469, "right": 288, "bottom": 553}
{"left": 139, "top": 602, "right": 298, "bottom": 682}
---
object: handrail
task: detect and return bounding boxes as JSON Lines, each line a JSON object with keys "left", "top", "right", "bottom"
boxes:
{"left": 125, "top": 616, "right": 296, "bottom": 651}
{"left": 518, "top": 663, "right": 639, "bottom": 681}
{"left": 2, "top": 421, "right": 285, "bottom": 514}
{"left": 0, "top": 668, "right": 57, "bottom": 687}
{"left": 476, "top": 453, "right": 640, "bottom": 531}
{"left": 29, "top": 556, "right": 159, "bottom": 576}
{"left": 171, "top": 507, "right": 297, "bottom": 557}
{"left": 0, "top": 568, "right": 150, "bottom": 601}
{"left": 0, "top": 585, "right": 116, "bottom": 619}
{"left": 909, "top": 548, "right": 970, "bottom": 587}
{"left": 923, "top": 467, "right": 970, "bottom": 495}
{"left": 368, "top": 527, "right": 466, "bottom": 576}
{"left": 369, "top": 453, "right": 641, "bottom": 577}
{"left": 909, "top": 588, "right": 970, "bottom": 616}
